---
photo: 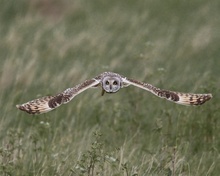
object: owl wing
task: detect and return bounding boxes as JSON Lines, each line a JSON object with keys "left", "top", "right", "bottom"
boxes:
{"left": 16, "top": 79, "right": 100, "bottom": 114}
{"left": 122, "top": 77, "right": 212, "bottom": 106}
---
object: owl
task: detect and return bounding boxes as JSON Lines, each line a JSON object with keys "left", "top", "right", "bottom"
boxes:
{"left": 16, "top": 72, "right": 212, "bottom": 114}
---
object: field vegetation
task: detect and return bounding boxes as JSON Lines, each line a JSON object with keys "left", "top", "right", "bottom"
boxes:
{"left": 0, "top": 0, "right": 220, "bottom": 175}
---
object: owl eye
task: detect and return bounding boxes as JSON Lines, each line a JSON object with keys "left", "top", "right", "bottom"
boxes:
{"left": 113, "top": 81, "right": 118, "bottom": 85}
{"left": 106, "top": 81, "right": 109, "bottom": 85}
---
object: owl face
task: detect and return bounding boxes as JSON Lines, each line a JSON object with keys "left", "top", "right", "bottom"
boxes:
{"left": 101, "top": 76, "right": 122, "bottom": 93}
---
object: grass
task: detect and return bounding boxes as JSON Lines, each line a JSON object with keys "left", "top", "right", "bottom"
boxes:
{"left": 0, "top": 0, "right": 220, "bottom": 175}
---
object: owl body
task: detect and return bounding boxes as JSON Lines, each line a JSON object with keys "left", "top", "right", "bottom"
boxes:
{"left": 16, "top": 72, "right": 212, "bottom": 115}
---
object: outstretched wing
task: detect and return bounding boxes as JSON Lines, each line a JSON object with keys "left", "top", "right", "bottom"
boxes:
{"left": 122, "top": 77, "right": 212, "bottom": 106}
{"left": 16, "top": 79, "right": 100, "bottom": 114}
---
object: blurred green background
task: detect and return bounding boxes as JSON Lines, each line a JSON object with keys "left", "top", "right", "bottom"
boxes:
{"left": 0, "top": 0, "right": 219, "bottom": 175}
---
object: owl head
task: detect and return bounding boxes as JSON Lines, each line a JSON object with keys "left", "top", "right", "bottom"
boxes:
{"left": 101, "top": 75, "right": 122, "bottom": 93}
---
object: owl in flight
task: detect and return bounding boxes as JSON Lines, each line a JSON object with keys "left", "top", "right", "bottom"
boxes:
{"left": 16, "top": 72, "right": 212, "bottom": 114}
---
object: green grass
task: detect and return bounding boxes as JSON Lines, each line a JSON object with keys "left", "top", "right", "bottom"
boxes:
{"left": 0, "top": 0, "right": 220, "bottom": 175}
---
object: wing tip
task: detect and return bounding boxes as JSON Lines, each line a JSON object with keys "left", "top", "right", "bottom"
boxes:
{"left": 16, "top": 104, "right": 31, "bottom": 114}
{"left": 174, "top": 92, "right": 213, "bottom": 106}
{"left": 192, "top": 93, "right": 213, "bottom": 105}
{"left": 16, "top": 104, "right": 26, "bottom": 111}
{"left": 203, "top": 93, "right": 213, "bottom": 104}
{"left": 208, "top": 93, "right": 213, "bottom": 99}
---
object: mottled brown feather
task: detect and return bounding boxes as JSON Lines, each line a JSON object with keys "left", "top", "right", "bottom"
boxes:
{"left": 16, "top": 72, "right": 212, "bottom": 115}
{"left": 122, "top": 78, "right": 212, "bottom": 106}
{"left": 16, "top": 79, "right": 99, "bottom": 114}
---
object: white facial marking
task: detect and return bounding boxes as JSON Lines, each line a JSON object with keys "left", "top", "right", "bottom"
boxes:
{"left": 102, "top": 76, "right": 121, "bottom": 93}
